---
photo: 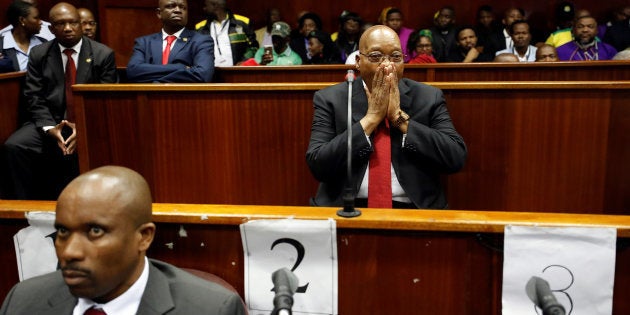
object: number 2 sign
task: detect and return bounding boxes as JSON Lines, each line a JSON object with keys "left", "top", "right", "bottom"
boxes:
{"left": 240, "top": 219, "right": 338, "bottom": 315}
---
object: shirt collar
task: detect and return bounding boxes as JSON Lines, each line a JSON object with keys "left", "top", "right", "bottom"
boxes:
{"left": 75, "top": 257, "right": 150, "bottom": 315}
{"left": 58, "top": 38, "right": 83, "bottom": 55}
{"left": 162, "top": 28, "right": 185, "bottom": 40}
{"left": 277, "top": 45, "right": 293, "bottom": 57}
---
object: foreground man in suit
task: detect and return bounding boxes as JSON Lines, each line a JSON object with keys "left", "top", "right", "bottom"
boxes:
{"left": 126, "top": 0, "right": 214, "bottom": 82}
{"left": 0, "top": 166, "right": 246, "bottom": 315}
{"left": 3, "top": 2, "right": 117, "bottom": 200}
{"left": 306, "top": 25, "right": 467, "bottom": 209}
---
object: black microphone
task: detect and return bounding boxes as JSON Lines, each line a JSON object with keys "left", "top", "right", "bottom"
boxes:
{"left": 337, "top": 69, "right": 361, "bottom": 218}
{"left": 271, "top": 268, "right": 299, "bottom": 315}
{"left": 525, "top": 276, "right": 566, "bottom": 315}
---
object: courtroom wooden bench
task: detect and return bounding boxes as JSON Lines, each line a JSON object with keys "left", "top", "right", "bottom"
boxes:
{"left": 1, "top": 200, "right": 630, "bottom": 314}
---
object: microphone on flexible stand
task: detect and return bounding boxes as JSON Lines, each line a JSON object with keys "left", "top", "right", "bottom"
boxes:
{"left": 337, "top": 69, "right": 361, "bottom": 218}
{"left": 271, "top": 268, "right": 299, "bottom": 315}
{"left": 525, "top": 276, "right": 566, "bottom": 315}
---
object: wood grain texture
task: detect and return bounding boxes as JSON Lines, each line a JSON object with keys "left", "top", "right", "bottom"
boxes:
{"left": 1, "top": 201, "right": 630, "bottom": 314}
{"left": 72, "top": 82, "right": 630, "bottom": 212}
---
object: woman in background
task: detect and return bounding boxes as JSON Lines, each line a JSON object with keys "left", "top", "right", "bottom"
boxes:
{"left": 407, "top": 29, "right": 437, "bottom": 64}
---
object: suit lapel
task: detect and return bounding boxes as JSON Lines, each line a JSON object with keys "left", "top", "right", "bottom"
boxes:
{"left": 136, "top": 261, "right": 175, "bottom": 315}
{"left": 76, "top": 38, "right": 92, "bottom": 84}
{"left": 46, "top": 276, "right": 78, "bottom": 314}
{"left": 398, "top": 79, "right": 412, "bottom": 113}
{"left": 352, "top": 78, "right": 368, "bottom": 123}
{"left": 168, "top": 29, "right": 193, "bottom": 62}
{"left": 151, "top": 33, "right": 163, "bottom": 65}
{"left": 47, "top": 41, "right": 65, "bottom": 86}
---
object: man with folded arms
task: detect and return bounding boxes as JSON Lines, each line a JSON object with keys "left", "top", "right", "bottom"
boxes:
{"left": 127, "top": 0, "right": 214, "bottom": 82}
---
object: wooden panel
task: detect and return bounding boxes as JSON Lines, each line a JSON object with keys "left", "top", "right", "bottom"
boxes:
{"left": 71, "top": 82, "right": 630, "bottom": 213}
{"left": 75, "top": 85, "right": 321, "bottom": 205}
{"left": 1, "top": 202, "right": 630, "bottom": 314}
{"left": 213, "top": 62, "right": 630, "bottom": 84}
{"left": 0, "top": 72, "right": 22, "bottom": 143}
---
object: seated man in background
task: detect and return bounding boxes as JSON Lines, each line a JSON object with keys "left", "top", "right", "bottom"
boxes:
{"left": 495, "top": 20, "right": 537, "bottom": 62}
{"left": 196, "top": 0, "right": 258, "bottom": 66}
{"left": 306, "top": 25, "right": 467, "bottom": 209}
{"left": 3, "top": 2, "right": 117, "bottom": 200}
{"left": 556, "top": 15, "right": 617, "bottom": 61}
{"left": 254, "top": 21, "right": 301, "bottom": 65}
{"left": 77, "top": 8, "right": 97, "bottom": 40}
{"left": 0, "top": 166, "right": 246, "bottom": 314}
{"left": 255, "top": 8, "right": 281, "bottom": 47}
{"left": 447, "top": 26, "right": 493, "bottom": 62}
{"left": 494, "top": 52, "right": 519, "bottom": 62}
{"left": 535, "top": 44, "right": 558, "bottom": 62}
{"left": 127, "top": 0, "right": 214, "bottom": 82}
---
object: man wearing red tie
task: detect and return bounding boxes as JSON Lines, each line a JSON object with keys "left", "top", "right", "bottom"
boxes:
{"left": 306, "top": 25, "right": 467, "bottom": 209}
{"left": 2, "top": 2, "right": 117, "bottom": 200}
{"left": 126, "top": 0, "right": 214, "bottom": 83}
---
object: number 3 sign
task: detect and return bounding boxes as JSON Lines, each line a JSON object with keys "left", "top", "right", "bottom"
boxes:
{"left": 240, "top": 219, "right": 338, "bottom": 315}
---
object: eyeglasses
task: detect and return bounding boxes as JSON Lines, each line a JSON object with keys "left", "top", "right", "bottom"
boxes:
{"left": 81, "top": 21, "right": 97, "bottom": 26}
{"left": 416, "top": 44, "right": 432, "bottom": 49}
{"left": 51, "top": 21, "right": 80, "bottom": 29}
{"left": 359, "top": 52, "right": 406, "bottom": 63}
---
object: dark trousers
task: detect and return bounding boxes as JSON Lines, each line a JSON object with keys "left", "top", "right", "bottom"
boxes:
{"left": 2, "top": 122, "right": 78, "bottom": 200}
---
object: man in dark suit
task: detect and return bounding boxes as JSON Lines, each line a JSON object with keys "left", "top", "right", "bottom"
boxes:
{"left": 0, "top": 166, "right": 246, "bottom": 314}
{"left": 2, "top": 2, "right": 117, "bottom": 200}
{"left": 306, "top": 25, "right": 467, "bottom": 209}
{"left": 126, "top": 0, "right": 214, "bottom": 83}
{"left": 484, "top": 7, "right": 524, "bottom": 57}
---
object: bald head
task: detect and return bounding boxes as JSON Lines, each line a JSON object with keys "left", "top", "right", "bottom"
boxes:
{"left": 359, "top": 25, "right": 400, "bottom": 51}
{"left": 494, "top": 53, "right": 519, "bottom": 62}
{"left": 48, "top": 2, "right": 82, "bottom": 47}
{"left": 58, "top": 166, "right": 152, "bottom": 226}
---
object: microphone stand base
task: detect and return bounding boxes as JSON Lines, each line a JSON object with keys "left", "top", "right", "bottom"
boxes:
{"left": 336, "top": 208, "right": 362, "bottom": 218}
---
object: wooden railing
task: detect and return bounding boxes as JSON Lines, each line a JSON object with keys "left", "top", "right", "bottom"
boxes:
{"left": 213, "top": 61, "right": 630, "bottom": 83}
{"left": 70, "top": 81, "right": 630, "bottom": 212}
{"left": 1, "top": 200, "right": 629, "bottom": 314}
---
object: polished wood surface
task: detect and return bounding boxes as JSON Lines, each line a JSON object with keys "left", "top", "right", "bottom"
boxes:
{"left": 214, "top": 61, "right": 630, "bottom": 83}
{"left": 72, "top": 82, "right": 630, "bottom": 212}
{"left": 0, "top": 72, "right": 23, "bottom": 143}
{"left": 1, "top": 201, "right": 629, "bottom": 314}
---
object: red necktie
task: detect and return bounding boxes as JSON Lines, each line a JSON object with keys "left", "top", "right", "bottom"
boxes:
{"left": 162, "top": 35, "right": 177, "bottom": 65}
{"left": 84, "top": 306, "right": 107, "bottom": 315}
{"left": 63, "top": 48, "right": 76, "bottom": 122}
{"left": 368, "top": 121, "right": 392, "bottom": 208}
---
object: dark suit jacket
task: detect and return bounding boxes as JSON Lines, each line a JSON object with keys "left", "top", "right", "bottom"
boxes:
{"left": 306, "top": 78, "right": 467, "bottom": 209}
{"left": 0, "top": 35, "right": 48, "bottom": 72}
{"left": 24, "top": 37, "right": 117, "bottom": 128}
{"left": 0, "top": 259, "right": 246, "bottom": 315}
{"left": 126, "top": 28, "right": 214, "bottom": 83}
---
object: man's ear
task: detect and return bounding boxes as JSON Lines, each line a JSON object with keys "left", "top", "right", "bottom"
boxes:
{"left": 156, "top": 8, "right": 161, "bottom": 20}
{"left": 137, "top": 222, "right": 156, "bottom": 252}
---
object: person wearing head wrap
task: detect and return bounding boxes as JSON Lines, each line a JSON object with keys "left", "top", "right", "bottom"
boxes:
{"left": 407, "top": 29, "right": 437, "bottom": 63}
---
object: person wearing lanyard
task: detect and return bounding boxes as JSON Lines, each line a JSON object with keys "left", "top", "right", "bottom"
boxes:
{"left": 495, "top": 20, "right": 537, "bottom": 62}
{"left": 195, "top": 0, "right": 258, "bottom": 66}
